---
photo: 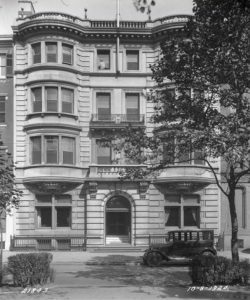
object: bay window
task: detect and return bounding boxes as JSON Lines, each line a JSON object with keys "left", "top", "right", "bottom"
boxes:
{"left": 46, "top": 87, "right": 58, "bottom": 112}
{"left": 31, "top": 136, "right": 42, "bottom": 164}
{"left": 32, "top": 87, "right": 42, "bottom": 112}
{"left": 62, "top": 137, "right": 75, "bottom": 164}
{"left": 62, "top": 44, "right": 73, "bottom": 65}
{"left": 32, "top": 43, "right": 41, "bottom": 64}
{"left": 30, "top": 85, "right": 75, "bottom": 114}
{"left": 30, "top": 135, "right": 76, "bottom": 165}
{"left": 62, "top": 88, "right": 74, "bottom": 114}
{"left": 45, "top": 136, "right": 59, "bottom": 164}
{"left": 46, "top": 42, "right": 57, "bottom": 63}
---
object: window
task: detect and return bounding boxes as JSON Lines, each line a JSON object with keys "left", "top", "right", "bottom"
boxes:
{"left": 0, "top": 55, "right": 6, "bottom": 77}
{"left": 45, "top": 87, "right": 58, "bottom": 112}
{"left": 163, "top": 137, "right": 205, "bottom": 165}
{"left": 46, "top": 42, "right": 57, "bottom": 63}
{"left": 62, "top": 137, "right": 75, "bottom": 164}
{"left": 37, "top": 207, "right": 52, "bottom": 227}
{"left": 32, "top": 43, "right": 41, "bottom": 64}
{"left": 97, "top": 49, "right": 110, "bottom": 70}
{"left": 126, "top": 50, "right": 139, "bottom": 70}
{"left": 165, "top": 194, "right": 200, "bottom": 228}
{"left": 30, "top": 135, "right": 76, "bottom": 165}
{"left": 62, "top": 44, "right": 73, "bottom": 65}
{"left": 31, "top": 87, "right": 42, "bottom": 112}
{"left": 96, "top": 141, "right": 111, "bottom": 164}
{"left": 36, "top": 194, "right": 72, "bottom": 229}
{"left": 31, "top": 136, "right": 42, "bottom": 164}
{"left": 45, "top": 136, "right": 59, "bottom": 164}
{"left": 62, "top": 88, "right": 74, "bottom": 114}
{"left": 0, "top": 96, "right": 6, "bottom": 123}
{"left": 30, "top": 85, "right": 75, "bottom": 114}
{"left": 125, "top": 93, "right": 140, "bottom": 121}
{"left": 96, "top": 93, "right": 111, "bottom": 120}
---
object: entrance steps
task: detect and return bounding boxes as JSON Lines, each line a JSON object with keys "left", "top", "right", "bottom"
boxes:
{"left": 106, "top": 236, "right": 130, "bottom": 244}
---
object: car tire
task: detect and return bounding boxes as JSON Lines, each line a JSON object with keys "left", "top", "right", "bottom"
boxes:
{"left": 146, "top": 251, "right": 163, "bottom": 267}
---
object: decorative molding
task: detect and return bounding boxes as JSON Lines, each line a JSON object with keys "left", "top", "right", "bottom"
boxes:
{"left": 139, "top": 181, "right": 149, "bottom": 199}
{"left": 164, "top": 182, "right": 210, "bottom": 193}
{"left": 88, "top": 181, "right": 98, "bottom": 199}
{"left": 25, "top": 181, "right": 81, "bottom": 194}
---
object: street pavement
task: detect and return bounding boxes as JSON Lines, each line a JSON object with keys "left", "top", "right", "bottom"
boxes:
{"left": 0, "top": 249, "right": 250, "bottom": 300}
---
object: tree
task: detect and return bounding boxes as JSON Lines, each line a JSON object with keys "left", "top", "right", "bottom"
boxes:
{"left": 0, "top": 143, "right": 22, "bottom": 283}
{"left": 121, "top": 0, "right": 249, "bottom": 264}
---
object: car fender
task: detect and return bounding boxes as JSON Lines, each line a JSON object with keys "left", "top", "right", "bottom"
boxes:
{"left": 144, "top": 249, "right": 168, "bottom": 260}
{"left": 200, "top": 248, "right": 217, "bottom": 256}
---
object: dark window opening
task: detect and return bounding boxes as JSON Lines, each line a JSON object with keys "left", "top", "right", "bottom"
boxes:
{"left": 56, "top": 207, "right": 71, "bottom": 227}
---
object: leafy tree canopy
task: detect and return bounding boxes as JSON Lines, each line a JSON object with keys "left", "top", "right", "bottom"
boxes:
{"left": 0, "top": 144, "right": 22, "bottom": 215}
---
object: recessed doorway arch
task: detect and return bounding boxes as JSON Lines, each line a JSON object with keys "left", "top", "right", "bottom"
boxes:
{"left": 105, "top": 195, "right": 131, "bottom": 245}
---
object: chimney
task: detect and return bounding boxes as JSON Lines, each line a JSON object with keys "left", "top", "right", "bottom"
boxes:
{"left": 18, "top": 0, "right": 35, "bottom": 19}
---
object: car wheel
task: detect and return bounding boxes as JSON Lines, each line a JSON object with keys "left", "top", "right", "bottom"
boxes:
{"left": 146, "top": 251, "right": 163, "bottom": 267}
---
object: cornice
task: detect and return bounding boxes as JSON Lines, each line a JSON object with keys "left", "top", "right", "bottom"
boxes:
{"left": 12, "top": 13, "right": 190, "bottom": 43}
{"left": 23, "top": 122, "right": 82, "bottom": 132}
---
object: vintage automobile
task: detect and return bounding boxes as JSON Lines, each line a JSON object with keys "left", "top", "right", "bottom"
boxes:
{"left": 143, "top": 230, "right": 217, "bottom": 267}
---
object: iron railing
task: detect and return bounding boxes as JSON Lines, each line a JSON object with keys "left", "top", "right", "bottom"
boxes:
{"left": 91, "top": 114, "right": 144, "bottom": 123}
{"left": 11, "top": 235, "right": 86, "bottom": 251}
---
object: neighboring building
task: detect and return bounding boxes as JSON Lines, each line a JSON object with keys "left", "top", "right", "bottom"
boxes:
{"left": 0, "top": 34, "right": 14, "bottom": 248}
{"left": 221, "top": 178, "right": 250, "bottom": 250}
{"left": 7, "top": 2, "right": 221, "bottom": 251}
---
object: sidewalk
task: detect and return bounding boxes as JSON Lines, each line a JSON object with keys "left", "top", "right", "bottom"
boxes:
{"left": 3, "top": 250, "right": 143, "bottom": 265}
{"left": 2, "top": 249, "right": 250, "bottom": 264}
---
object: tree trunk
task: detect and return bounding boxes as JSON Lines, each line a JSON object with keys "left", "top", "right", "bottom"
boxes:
{"left": 228, "top": 189, "right": 239, "bottom": 264}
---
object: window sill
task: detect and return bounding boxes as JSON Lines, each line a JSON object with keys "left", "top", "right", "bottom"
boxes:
{"left": 26, "top": 163, "right": 78, "bottom": 168}
{"left": 26, "top": 112, "right": 78, "bottom": 120}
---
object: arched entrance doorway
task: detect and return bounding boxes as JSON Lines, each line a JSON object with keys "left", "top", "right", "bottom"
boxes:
{"left": 105, "top": 196, "right": 131, "bottom": 245}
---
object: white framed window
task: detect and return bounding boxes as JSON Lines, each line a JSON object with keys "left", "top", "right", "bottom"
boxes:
{"left": 97, "top": 49, "right": 110, "bottom": 70}
{"left": 46, "top": 42, "right": 58, "bottom": 63}
{"left": 96, "top": 93, "right": 111, "bottom": 120}
{"left": 0, "top": 55, "right": 6, "bottom": 77}
{"left": 62, "top": 88, "right": 74, "bottom": 114}
{"left": 31, "top": 87, "right": 42, "bottom": 112}
{"left": 96, "top": 140, "right": 112, "bottom": 164}
{"left": 125, "top": 93, "right": 140, "bottom": 121}
{"left": 0, "top": 95, "right": 6, "bottom": 123}
{"left": 62, "top": 43, "right": 73, "bottom": 65}
{"left": 165, "top": 194, "right": 200, "bottom": 228}
{"left": 45, "top": 87, "right": 58, "bottom": 112}
{"left": 126, "top": 50, "right": 139, "bottom": 70}
{"left": 0, "top": 53, "right": 12, "bottom": 78}
{"left": 31, "top": 43, "right": 41, "bottom": 64}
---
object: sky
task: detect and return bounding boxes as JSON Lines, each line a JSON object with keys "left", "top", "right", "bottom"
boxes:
{"left": 0, "top": 0, "right": 193, "bottom": 34}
